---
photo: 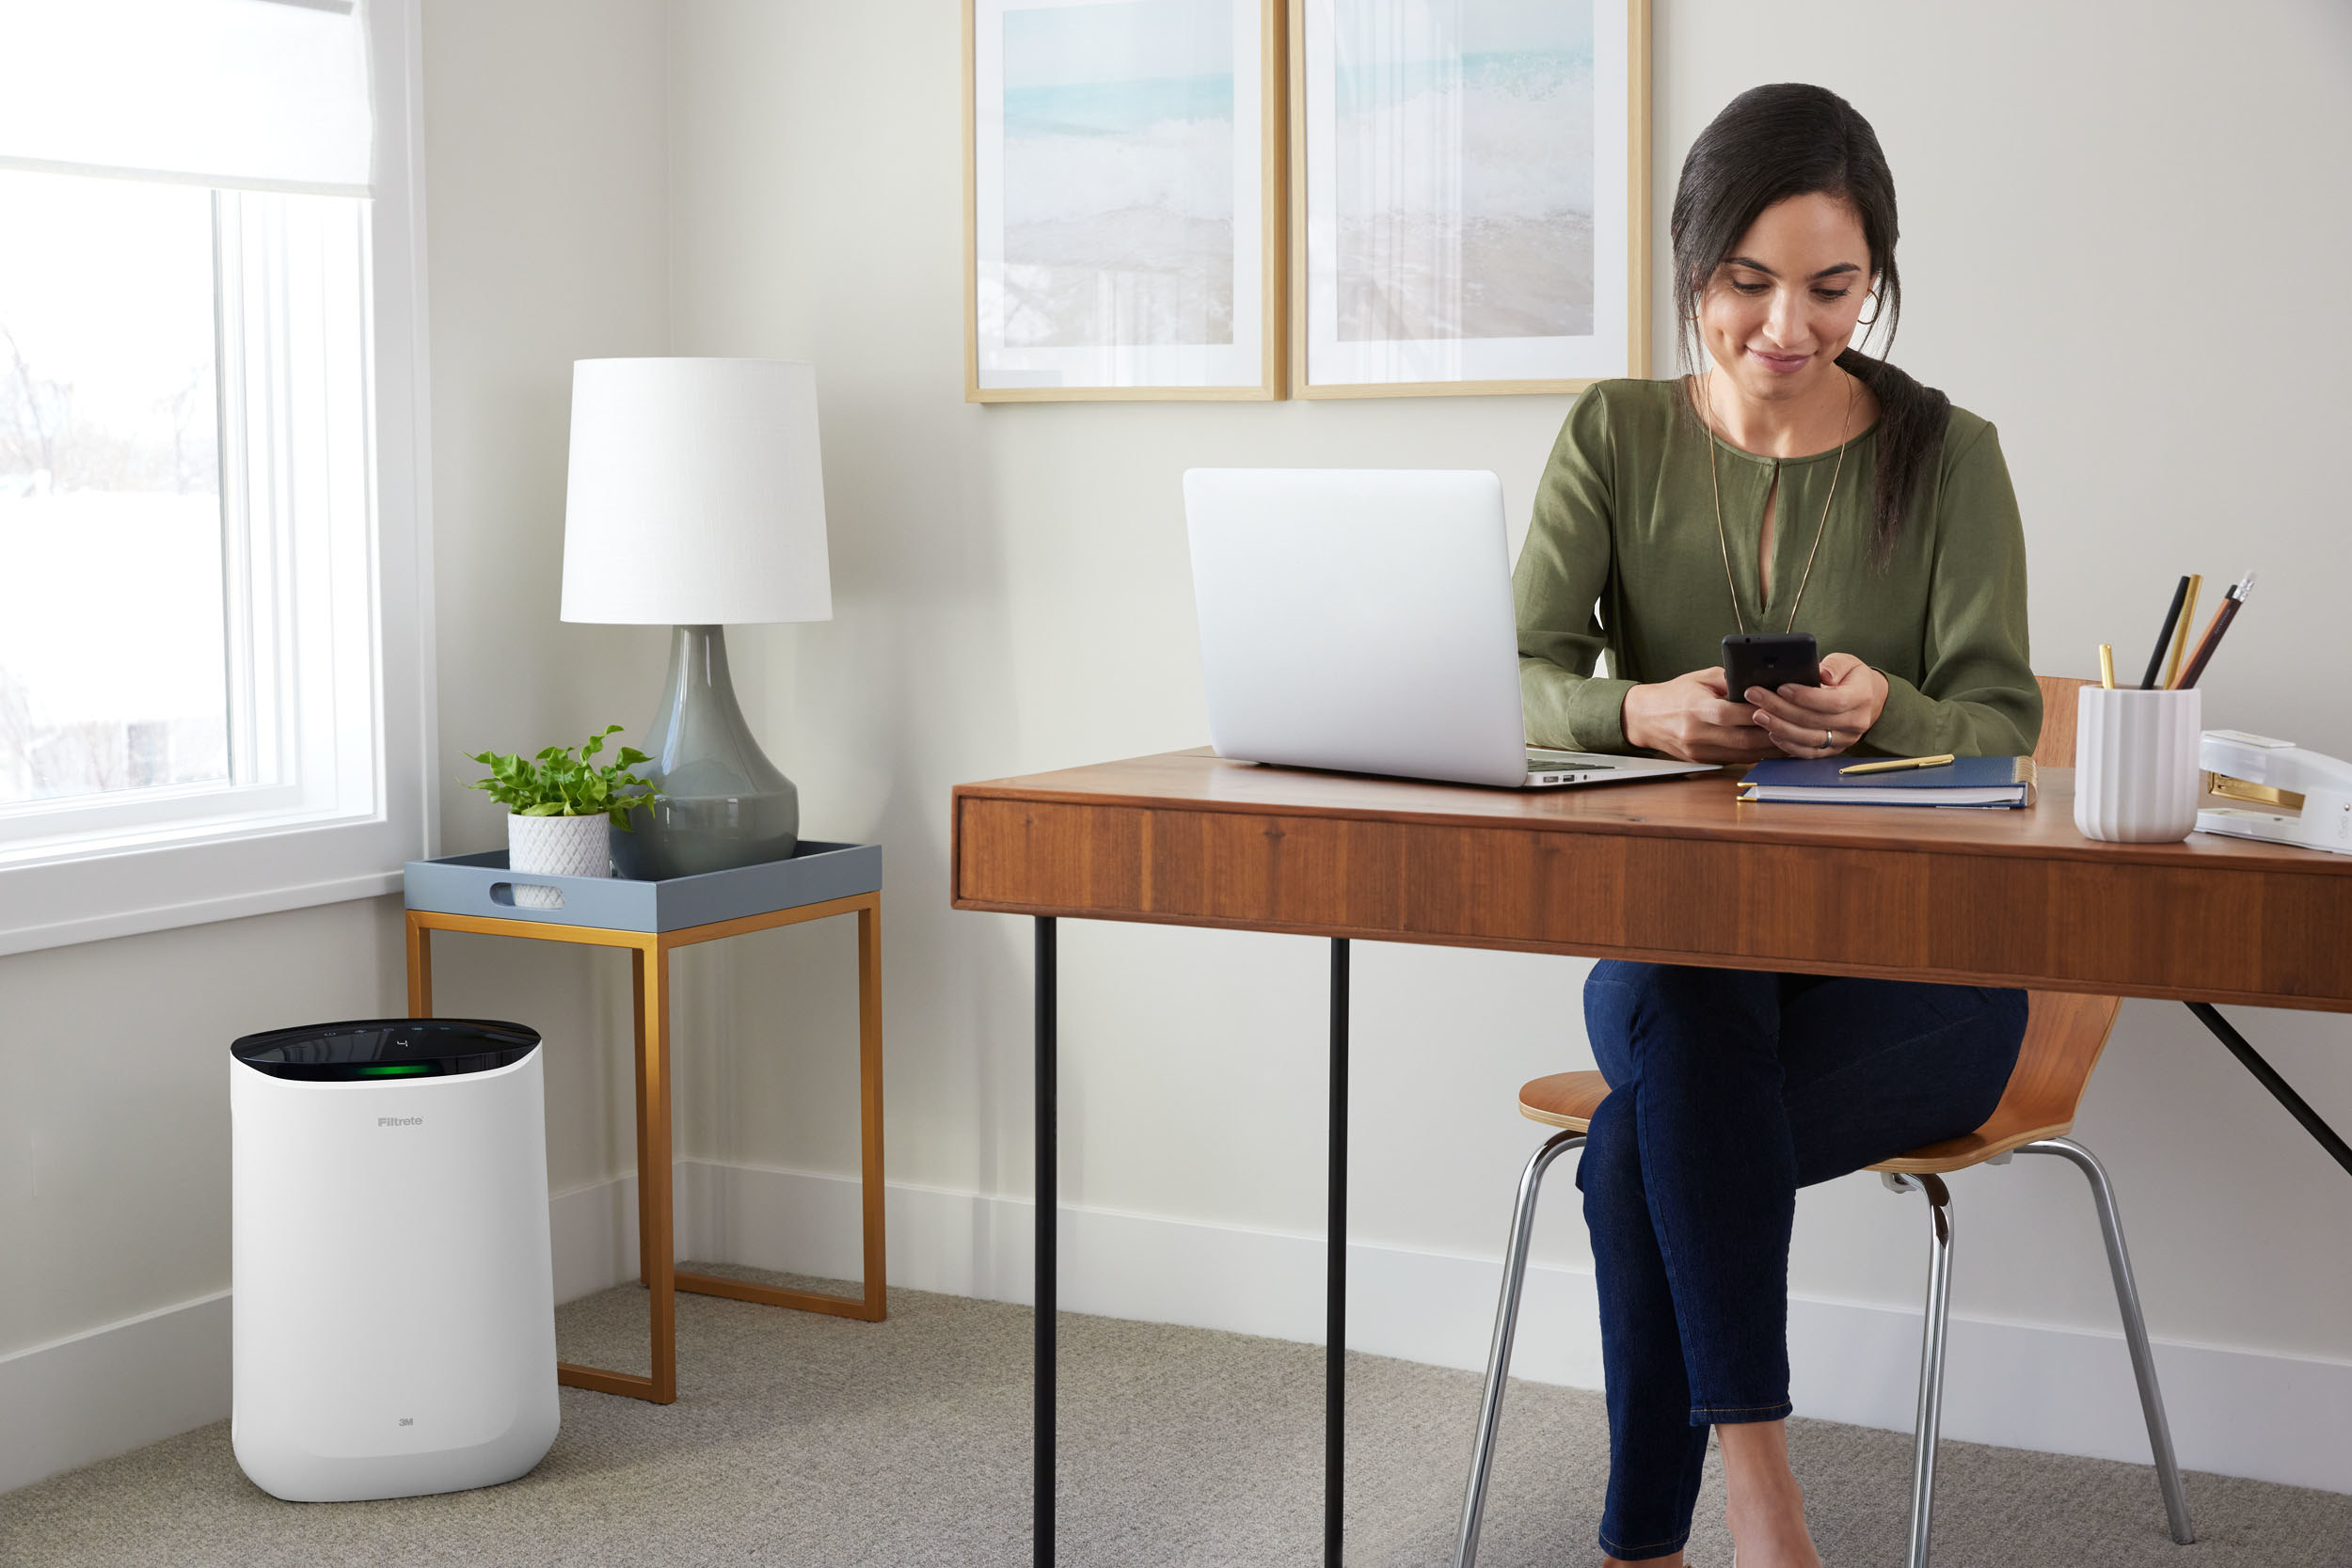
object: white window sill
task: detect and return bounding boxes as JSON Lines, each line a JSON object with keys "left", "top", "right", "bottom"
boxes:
{"left": 0, "top": 812, "right": 421, "bottom": 958}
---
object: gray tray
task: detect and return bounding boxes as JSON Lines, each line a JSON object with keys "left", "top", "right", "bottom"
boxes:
{"left": 403, "top": 840, "right": 881, "bottom": 933}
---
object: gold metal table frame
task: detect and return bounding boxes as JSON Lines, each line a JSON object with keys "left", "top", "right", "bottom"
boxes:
{"left": 404, "top": 891, "right": 886, "bottom": 1404}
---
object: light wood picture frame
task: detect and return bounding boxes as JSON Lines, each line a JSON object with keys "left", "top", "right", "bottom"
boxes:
{"left": 1287, "top": 0, "right": 1650, "bottom": 399}
{"left": 964, "top": 0, "right": 1286, "bottom": 402}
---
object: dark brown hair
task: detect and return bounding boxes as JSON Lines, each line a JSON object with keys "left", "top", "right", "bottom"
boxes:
{"left": 1671, "top": 83, "right": 1949, "bottom": 564}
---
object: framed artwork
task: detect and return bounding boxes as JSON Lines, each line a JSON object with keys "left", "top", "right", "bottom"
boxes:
{"left": 1288, "top": 0, "right": 1650, "bottom": 398}
{"left": 964, "top": 0, "right": 1286, "bottom": 402}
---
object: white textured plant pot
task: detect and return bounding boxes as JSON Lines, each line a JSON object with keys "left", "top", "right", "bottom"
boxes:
{"left": 506, "top": 813, "right": 612, "bottom": 908}
{"left": 2075, "top": 687, "right": 2201, "bottom": 843}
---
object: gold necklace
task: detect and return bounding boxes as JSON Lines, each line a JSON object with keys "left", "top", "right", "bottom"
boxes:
{"left": 1702, "top": 369, "right": 1857, "bottom": 635}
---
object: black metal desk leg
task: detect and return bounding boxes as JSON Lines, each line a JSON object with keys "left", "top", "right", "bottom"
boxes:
{"left": 1036, "top": 917, "right": 1057, "bottom": 1567}
{"left": 1327, "top": 937, "right": 1350, "bottom": 1568}
{"left": 2187, "top": 1002, "right": 2352, "bottom": 1179}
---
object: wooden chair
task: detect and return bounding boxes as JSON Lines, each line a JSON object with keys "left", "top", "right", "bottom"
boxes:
{"left": 1452, "top": 677, "right": 2195, "bottom": 1568}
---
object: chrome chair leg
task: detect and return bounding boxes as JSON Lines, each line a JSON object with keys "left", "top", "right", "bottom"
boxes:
{"left": 1883, "top": 1171, "right": 1956, "bottom": 1568}
{"left": 2018, "top": 1137, "right": 2196, "bottom": 1544}
{"left": 1454, "top": 1129, "right": 1585, "bottom": 1568}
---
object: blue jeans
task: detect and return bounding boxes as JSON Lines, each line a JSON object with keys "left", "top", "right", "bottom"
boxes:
{"left": 1577, "top": 962, "right": 2026, "bottom": 1561}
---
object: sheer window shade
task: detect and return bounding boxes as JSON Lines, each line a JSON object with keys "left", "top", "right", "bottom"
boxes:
{"left": 0, "top": 0, "right": 371, "bottom": 196}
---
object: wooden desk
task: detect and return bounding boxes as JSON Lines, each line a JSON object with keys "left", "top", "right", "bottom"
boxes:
{"left": 949, "top": 751, "right": 2352, "bottom": 1565}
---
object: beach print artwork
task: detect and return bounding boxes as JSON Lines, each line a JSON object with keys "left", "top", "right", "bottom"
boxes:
{"left": 1335, "top": 1, "right": 1593, "bottom": 341}
{"left": 1296, "top": 0, "right": 1646, "bottom": 394}
{"left": 969, "top": 0, "right": 1280, "bottom": 399}
{"left": 1002, "top": 1, "right": 1233, "bottom": 348}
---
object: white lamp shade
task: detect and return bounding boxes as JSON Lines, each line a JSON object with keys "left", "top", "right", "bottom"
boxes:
{"left": 561, "top": 358, "right": 834, "bottom": 626}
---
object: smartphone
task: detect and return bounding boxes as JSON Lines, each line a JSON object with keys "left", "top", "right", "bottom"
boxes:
{"left": 1722, "top": 632, "right": 1820, "bottom": 701}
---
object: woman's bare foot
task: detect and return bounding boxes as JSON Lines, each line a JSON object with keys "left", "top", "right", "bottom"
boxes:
{"left": 1602, "top": 1553, "right": 1684, "bottom": 1568}
{"left": 1717, "top": 1420, "right": 1821, "bottom": 1568}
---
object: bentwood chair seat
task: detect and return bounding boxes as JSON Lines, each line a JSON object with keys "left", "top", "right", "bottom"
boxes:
{"left": 1513, "top": 987, "right": 2123, "bottom": 1176}
{"left": 1452, "top": 677, "right": 2196, "bottom": 1568}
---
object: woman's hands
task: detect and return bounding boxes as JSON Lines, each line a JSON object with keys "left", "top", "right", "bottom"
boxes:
{"left": 1621, "top": 654, "right": 1888, "bottom": 763}
{"left": 1744, "top": 653, "right": 1888, "bottom": 757}
{"left": 1621, "top": 668, "right": 1778, "bottom": 763}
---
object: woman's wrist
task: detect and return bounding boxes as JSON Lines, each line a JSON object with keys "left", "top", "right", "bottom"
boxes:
{"left": 1854, "top": 662, "right": 1890, "bottom": 736}
{"left": 1620, "top": 683, "right": 1660, "bottom": 752}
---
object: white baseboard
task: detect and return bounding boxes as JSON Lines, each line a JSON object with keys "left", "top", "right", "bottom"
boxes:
{"left": 10, "top": 1164, "right": 2347, "bottom": 1498}
{"left": 0, "top": 1291, "right": 232, "bottom": 1497}
{"left": 558, "top": 1160, "right": 2352, "bottom": 1497}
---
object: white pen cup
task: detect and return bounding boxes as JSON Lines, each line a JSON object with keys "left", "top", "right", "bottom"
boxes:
{"left": 2074, "top": 687, "right": 2201, "bottom": 843}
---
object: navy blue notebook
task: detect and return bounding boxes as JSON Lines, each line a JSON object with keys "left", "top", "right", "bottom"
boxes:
{"left": 1738, "top": 756, "right": 2037, "bottom": 808}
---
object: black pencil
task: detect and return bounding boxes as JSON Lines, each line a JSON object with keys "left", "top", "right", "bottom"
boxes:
{"left": 2138, "top": 574, "right": 2190, "bottom": 689}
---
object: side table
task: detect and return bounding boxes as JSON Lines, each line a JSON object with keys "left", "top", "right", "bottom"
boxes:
{"left": 403, "top": 840, "right": 884, "bottom": 1404}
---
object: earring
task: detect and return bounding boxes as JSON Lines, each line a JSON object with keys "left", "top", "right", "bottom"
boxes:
{"left": 1855, "top": 291, "right": 1883, "bottom": 328}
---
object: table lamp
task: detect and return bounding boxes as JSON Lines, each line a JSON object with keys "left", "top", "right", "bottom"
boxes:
{"left": 560, "top": 357, "right": 832, "bottom": 879}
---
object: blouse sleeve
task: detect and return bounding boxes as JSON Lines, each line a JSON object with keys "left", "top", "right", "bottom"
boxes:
{"left": 1515, "top": 388, "right": 1638, "bottom": 752}
{"left": 1863, "top": 419, "right": 2042, "bottom": 758}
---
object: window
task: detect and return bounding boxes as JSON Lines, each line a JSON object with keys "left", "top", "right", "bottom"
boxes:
{"left": 0, "top": 180, "right": 376, "bottom": 852}
{"left": 1, "top": 174, "right": 228, "bottom": 810}
{"left": 0, "top": 0, "right": 431, "bottom": 955}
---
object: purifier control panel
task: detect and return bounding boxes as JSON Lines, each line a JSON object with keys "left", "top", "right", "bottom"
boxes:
{"left": 231, "top": 1018, "right": 540, "bottom": 1081}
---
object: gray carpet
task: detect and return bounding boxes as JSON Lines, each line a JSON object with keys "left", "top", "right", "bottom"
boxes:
{"left": 3, "top": 1267, "right": 2345, "bottom": 1566}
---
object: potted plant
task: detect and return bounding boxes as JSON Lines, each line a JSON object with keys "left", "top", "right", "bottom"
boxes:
{"left": 466, "top": 726, "right": 660, "bottom": 881}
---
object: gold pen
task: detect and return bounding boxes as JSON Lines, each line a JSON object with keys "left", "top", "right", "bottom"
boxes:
{"left": 2161, "top": 574, "right": 2203, "bottom": 689}
{"left": 2098, "top": 644, "right": 2116, "bottom": 689}
{"left": 1839, "top": 753, "right": 1957, "bottom": 776}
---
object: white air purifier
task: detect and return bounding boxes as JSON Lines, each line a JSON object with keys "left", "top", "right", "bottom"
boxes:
{"left": 230, "top": 1018, "right": 560, "bottom": 1502}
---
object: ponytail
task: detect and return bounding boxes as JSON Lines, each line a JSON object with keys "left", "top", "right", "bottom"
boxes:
{"left": 1836, "top": 350, "right": 1950, "bottom": 566}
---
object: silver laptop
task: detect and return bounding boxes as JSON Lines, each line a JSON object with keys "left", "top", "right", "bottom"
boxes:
{"left": 1183, "top": 467, "right": 1714, "bottom": 790}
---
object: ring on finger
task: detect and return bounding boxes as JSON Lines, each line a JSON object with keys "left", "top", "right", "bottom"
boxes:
{"left": 1822, "top": 728, "right": 1836, "bottom": 750}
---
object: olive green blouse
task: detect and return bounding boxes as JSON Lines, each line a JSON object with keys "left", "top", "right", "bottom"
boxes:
{"left": 1515, "top": 378, "right": 2040, "bottom": 759}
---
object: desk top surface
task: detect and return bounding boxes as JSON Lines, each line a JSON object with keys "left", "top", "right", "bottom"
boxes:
{"left": 955, "top": 749, "right": 2350, "bottom": 879}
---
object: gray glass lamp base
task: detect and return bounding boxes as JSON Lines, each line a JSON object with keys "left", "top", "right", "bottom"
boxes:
{"left": 609, "top": 625, "right": 800, "bottom": 880}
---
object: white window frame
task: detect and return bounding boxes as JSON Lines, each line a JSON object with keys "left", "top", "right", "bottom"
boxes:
{"left": 0, "top": 0, "right": 434, "bottom": 957}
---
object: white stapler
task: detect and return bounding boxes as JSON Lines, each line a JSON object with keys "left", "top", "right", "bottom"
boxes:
{"left": 2197, "top": 730, "right": 2352, "bottom": 855}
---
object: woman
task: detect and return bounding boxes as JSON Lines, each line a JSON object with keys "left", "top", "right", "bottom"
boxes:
{"left": 1515, "top": 85, "right": 2037, "bottom": 1567}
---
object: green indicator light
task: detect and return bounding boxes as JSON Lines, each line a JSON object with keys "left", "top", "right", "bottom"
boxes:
{"left": 358, "top": 1064, "right": 431, "bottom": 1077}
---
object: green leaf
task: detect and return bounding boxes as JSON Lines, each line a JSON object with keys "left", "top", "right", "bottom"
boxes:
{"left": 465, "top": 725, "right": 664, "bottom": 817}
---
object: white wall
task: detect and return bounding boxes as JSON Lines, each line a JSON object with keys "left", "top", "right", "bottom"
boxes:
{"left": 415, "top": 0, "right": 676, "bottom": 1209}
{"left": 0, "top": 903, "right": 405, "bottom": 1355}
{"left": 660, "top": 0, "right": 2352, "bottom": 1478}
